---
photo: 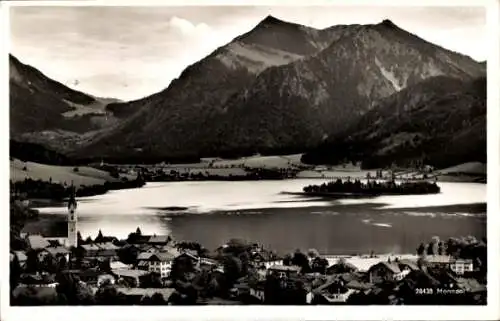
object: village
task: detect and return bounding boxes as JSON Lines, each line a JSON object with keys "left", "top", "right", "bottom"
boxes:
{"left": 10, "top": 190, "right": 487, "bottom": 306}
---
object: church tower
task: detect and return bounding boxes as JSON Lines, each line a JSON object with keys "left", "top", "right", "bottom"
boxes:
{"left": 67, "top": 184, "right": 78, "bottom": 248}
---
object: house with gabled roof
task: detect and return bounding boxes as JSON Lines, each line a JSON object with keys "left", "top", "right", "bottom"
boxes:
{"left": 449, "top": 259, "right": 474, "bottom": 275}
{"left": 127, "top": 234, "right": 154, "bottom": 245}
{"left": 422, "top": 255, "right": 474, "bottom": 276}
{"left": 81, "top": 243, "right": 101, "bottom": 257}
{"left": 136, "top": 248, "right": 180, "bottom": 278}
{"left": 137, "top": 252, "right": 155, "bottom": 270}
{"left": 13, "top": 251, "right": 28, "bottom": 268}
{"left": 326, "top": 261, "right": 358, "bottom": 275}
{"left": 94, "top": 235, "right": 119, "bottom": 244}
{"left": 18, "top": 273, "right": 58, "bottom": 288}
{"left": 267, "top": 265, "right": 301, "bottom": 279}
{"left": 40, "top": 246, "right": 70, "bottom": 263}
{"left": 116, "top": 287, "right": 176, "bottom": 304}
{"left": 397, "top": 259, "right": 420, "bottom": 272}
{"left": 312, "top": 277, "right": 356, "bottom": 304}
{"left": 148, "top": 252, "right": 179, "bottom": 278}
{"left": 78, "top": 268, "right": 106, "bottom": 285}
{"left": 44, "top": 246, "right": 70, "bottom": 256}
{"left": 112, "top": 268, "right": 149, "bottom": 287}
{"left": 95, "top": 242, "right": 119, "bottom": 259}
{"left": 146, "top": 235, "right": 171, "bottom": 246}
{"left": 26, "top": 235, "right": 50, "bottom": 250}
{"left": 368, "top": 262, "right": 403, "bottom": 284}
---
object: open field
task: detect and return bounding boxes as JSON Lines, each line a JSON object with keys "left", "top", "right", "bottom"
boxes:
{"left": 206, "top": 154, "right": 305, "bottom": 168}
{"left": 10, "top": 159, "right": 119, "bottom": 186}
{"left": 436, "top": 162, "right": 486, "bottom": 175}
{"left": 12, "top": 153, "right": 485, "bottom": 186}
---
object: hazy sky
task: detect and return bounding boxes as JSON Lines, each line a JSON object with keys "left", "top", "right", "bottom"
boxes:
{"left": 10, "top": 6, "right": 486, "bottom": 101}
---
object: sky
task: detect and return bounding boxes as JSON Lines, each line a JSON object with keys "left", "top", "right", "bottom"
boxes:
{"left": 9, "top": 5, "right": 487, "bottom": 101}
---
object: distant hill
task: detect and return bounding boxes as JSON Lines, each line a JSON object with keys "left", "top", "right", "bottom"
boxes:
{"left": 301, "top": 76, "right": 486, "bottom": 169}
{"left": 72, "top": 17, "right": 485, "bottom": 161}
{"left": 9, "top": 55, "right": 130, "bottom": 152}
{"left": 10, "top": 140, "right": 73, "bottom": 166}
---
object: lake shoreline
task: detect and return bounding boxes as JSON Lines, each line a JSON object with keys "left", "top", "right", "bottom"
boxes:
{"left": 27, "top": 197, "right": 486, "bottom": 256}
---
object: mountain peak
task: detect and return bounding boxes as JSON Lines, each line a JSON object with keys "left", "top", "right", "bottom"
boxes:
{"left": 260, "top": 15, "right": 284, "bottom": 25}
{"left": 255, "top": 14, "right": 306, "bottom": 30}
{"left": 9, "top": 54, "right": 22, "bottom": 66}
{"left": 378, "top": 19, "right": 398, "bottom": 29}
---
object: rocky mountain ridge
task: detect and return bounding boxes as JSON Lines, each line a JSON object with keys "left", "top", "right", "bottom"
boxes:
{"left": 10, "top": 16, "right": 486, "bottom": 167}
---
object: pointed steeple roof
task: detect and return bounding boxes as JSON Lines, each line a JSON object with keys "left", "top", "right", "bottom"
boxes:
{"left": 67, "top": 182, "right": 77, "bottom": 210}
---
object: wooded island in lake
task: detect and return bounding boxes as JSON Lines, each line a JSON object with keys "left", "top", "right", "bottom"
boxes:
{"left": 302, "top": 177, "right": 441, "bottom": 197}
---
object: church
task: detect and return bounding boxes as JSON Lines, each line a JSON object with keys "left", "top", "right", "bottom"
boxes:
{"left": 22, "top": 187, "right": 79, "bottom": 249}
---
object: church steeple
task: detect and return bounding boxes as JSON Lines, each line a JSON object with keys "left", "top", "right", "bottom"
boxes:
{"left": 67, "top": 182, "right": 78, "bottom": 248}
{"left": 68, "top": 184, "right": 77, "bottom": 211}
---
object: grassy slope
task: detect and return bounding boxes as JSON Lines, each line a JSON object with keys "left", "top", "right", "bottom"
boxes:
{"left": 437, "top": 162, "right": 486, "bottom": 175}
{"left": 10, "top": 159, "right": 119, "bottom": 186}
{"left": 209, "top": 154, "right": 304, "bottom": 168}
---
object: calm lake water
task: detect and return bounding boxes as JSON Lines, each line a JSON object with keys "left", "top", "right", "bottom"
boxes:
{"left": 34, "top": 179, "right": 486, "bottom": 255}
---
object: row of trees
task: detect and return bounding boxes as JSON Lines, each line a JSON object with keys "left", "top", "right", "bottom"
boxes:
{"left": 416, "top": 235, "right": 486, "bottom": 259}
{"left": 10, "top": 199, "right": 39, "bottom": 251}
{"left": 10, "top": 175, "right": 146, "bottom": 201}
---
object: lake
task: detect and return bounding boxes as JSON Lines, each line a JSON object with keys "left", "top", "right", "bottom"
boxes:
{"left": 33, "top": 179, "right": 486, "bottom": 255}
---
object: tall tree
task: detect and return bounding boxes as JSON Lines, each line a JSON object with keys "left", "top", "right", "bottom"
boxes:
{"left": 291, "top": 250, "right": 311, "bottom": 273}
{"left": 311, "top": 257, "right": 329, "bottom": 274}
{"left": 95, "top": 230, "right": 104, "bottom": 243}
{"left": 77, "top": 231, "right": 83, "bottom": 246}
{"left": 426, "top": 242, "right": 434, "bottom": 256}
{"left": 56, "top": 272, "right": 80, "bottom": 304}
{"left": 95, "top": 284, "right": 123, "bottom": 305}
{"left": 170, "top": 255, "right": 195, "bottom": 282}
{"left": 437, "top": 241, "right": 445, "bottom": 255}
{"left": 222, "top": 255, "right": 243, "bottom": 288}
{"left": 58, "top": 255, "right": 67, "bottom": 271}
{"left": 139, "top": 272, "right": 162, "bottom": 288}
{"left": 150, "top": 292, "right": 166, "bottom": 305}
{"left": 99, "top": 258, "right": 111, "bottom": 273}
{"left": 283, "top": 254, "right": 292, "bottom": 266}
{"left": 417, "top": 243, "right": 426, "bottom": 256}
{"left": 42, "top": 253, "right": 57, "bottom": 274}
{"left": 117, "top": 245, "right": 139, "bottom": 265}
{"left": 10, "top": 254, "right": 21, "bottom": 290}
{"left": 25, "top": 249, "right": 40, "bottom": 273}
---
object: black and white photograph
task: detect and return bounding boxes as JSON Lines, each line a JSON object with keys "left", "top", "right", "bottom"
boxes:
{"left": 3, "top": 0, "right": 499, "bottom": 319}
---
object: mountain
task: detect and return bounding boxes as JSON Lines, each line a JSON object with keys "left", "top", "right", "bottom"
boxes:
{"left": 70, "top": 16, "right": 343, "bottom": 160}
{"left": 5, "top": 17, "right": 466, "bottom": 164}
{"left": 9, "top": 55, "right": 127, "bottom": 152}
{"left": 72, "top": 17, "right": 485, "bottom": 162}
{"left": 301, "top": 75, "right": 486, "bottom": 169}
{"left": 10, "top": 140, "right": 73, "bottom": 166}
{"left": 200, "top": 19, "right": 485, "bottom": 154}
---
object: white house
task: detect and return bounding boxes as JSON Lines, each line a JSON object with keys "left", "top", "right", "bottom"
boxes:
{"left": 147, "top": 252, "right": 177, "bottom": 278}
{"left": 450, "top": 259, "right": 474, "bottom": 275}
{"left": 306, "top": 292, "right": 313, "bottom": 304}
{"left": 249, "top": 287, "right": 265, "bottom": 302}
{"left": 394, "top": 268, "right": 411, "bottom": 281}
{"left": 263, "top": 260, "right": 283, "bottom": 269}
